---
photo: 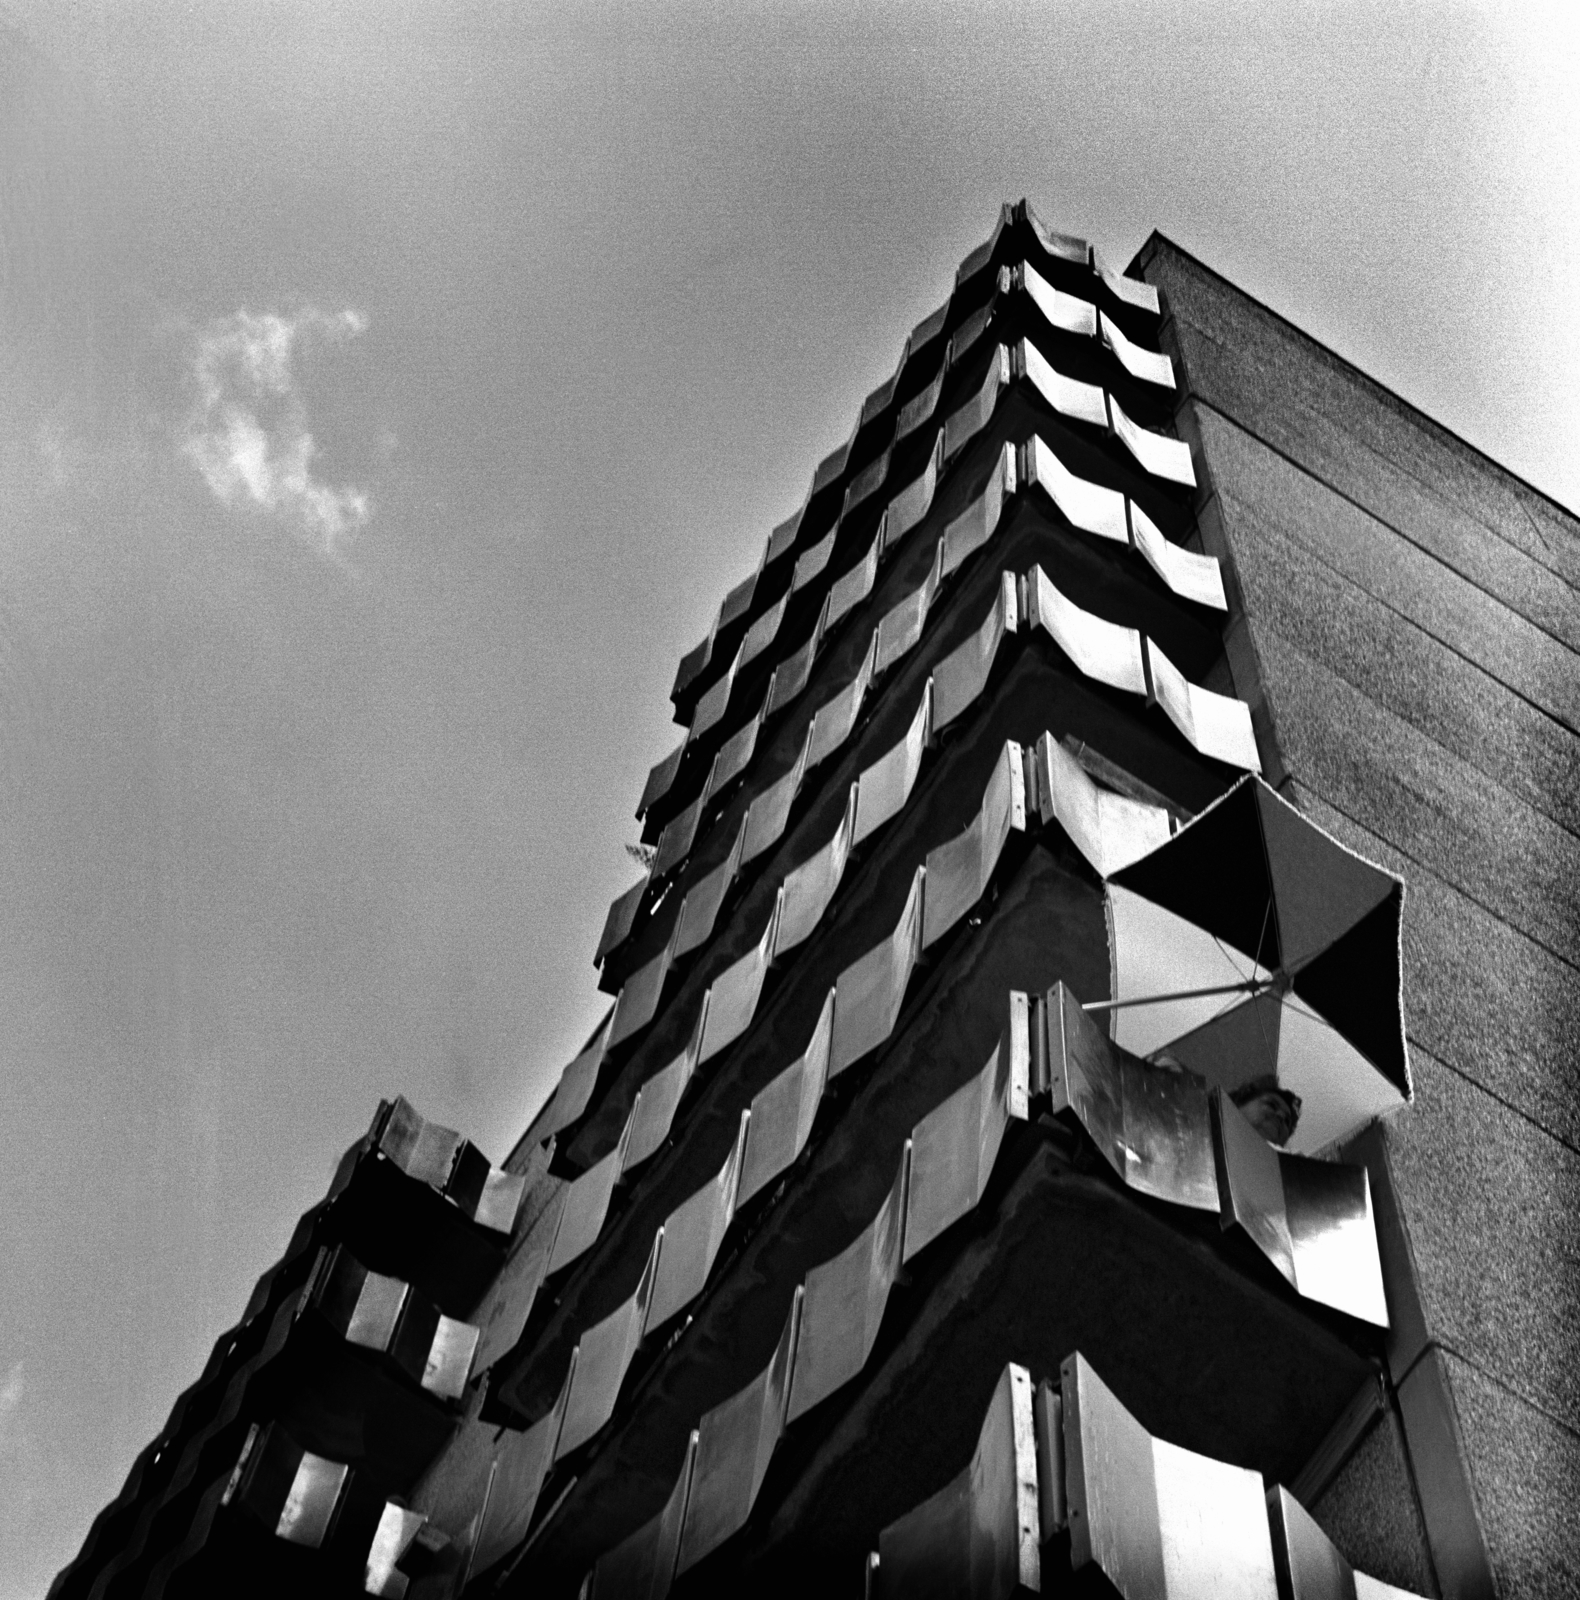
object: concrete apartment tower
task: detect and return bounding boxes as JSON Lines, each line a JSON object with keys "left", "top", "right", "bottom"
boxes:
{"left": 54, "top": 204, "right": 1576, "bottom": 1600}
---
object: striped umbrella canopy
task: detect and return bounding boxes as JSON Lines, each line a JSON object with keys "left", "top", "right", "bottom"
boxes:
{"left": 1099, "top": 776, "right": 1409, "bottom": 1154}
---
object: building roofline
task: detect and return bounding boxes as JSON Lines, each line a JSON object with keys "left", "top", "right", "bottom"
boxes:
{"left": 1128, "top": 229, "right": 1580, "bottom": 529}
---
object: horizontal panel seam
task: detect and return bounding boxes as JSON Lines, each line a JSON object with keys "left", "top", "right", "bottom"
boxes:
{"left": 1144, "top": 242, "right": 1580, "bottom": 546}
{"left": 1188, "top": 389, "right": 1580, "bottom": 658}
{"left": 1257, "top": 624, "right": 1580, "bottom": 932}
{"left": 1242, "top": 604, "right": 1580, "bottom": 847}
{"left": 1429, "top": 1337, "right": 1580, "bottom": 1447}
{"left": 1213, "top": 479, "right": 1580, "bottom": 750}
{"left": 1402, "top": 1039, "right": 1580, "bottom": 1164}
{"left": 1288, "top": 784, "right": 1580, "bottom": 984}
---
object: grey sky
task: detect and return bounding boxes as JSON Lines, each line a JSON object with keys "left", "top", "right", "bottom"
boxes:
{"left": 2, "top": 2, "right": 1576, "bottom": 1592}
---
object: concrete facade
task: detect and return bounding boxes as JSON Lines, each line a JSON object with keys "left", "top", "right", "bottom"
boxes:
{"left": 1139, "top": 233, "right": 1580, "bottom": 1599}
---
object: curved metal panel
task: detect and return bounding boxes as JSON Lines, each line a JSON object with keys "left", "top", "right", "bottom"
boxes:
{"left": 943, "top": 346, "right": 1010, "bottom": 461}
{"left": 741, "top": 732, "right": 810, "bottom": 865}
{"left": 792, "top": 528, "right": 836, "bottom": 594}
{"left": 932, "top": 580, "right": 1012, "bottom": 731}
{"left": 698, "top": 908, "right": 778, "bottom": 1064}
{"left": 876, "top": 1362, "right": 1039, "bottom": 1600}
{"left": 766, "top": 618, "right": 824, "bottom": 716}
{"left": 1109, "top": 394, "right": 1196, "bottom": 488}
{"left": 638, "top": 741, "right": 685, "bottom": 820}
{"left": 1063, "top": 1351, "right": 1277, "bottom": 1600}
{"left": 853, "top": 685, "right": 930, "bottom": 847}
{"left": 1028, "top": 564, "right": 1147, "bottom": 695}
{"left": 776, "top": 787, "right": 857, "bottom": 956}
{"left": 785, "top": 1150, "right": 908, "bottom": 1422}
{"left": 939, "top": 442, "right": 1014, "bottom": 580}
{"left": 826, "top": 536, "right": 881, "bottom": 630}
{"left": 590, "top": 1430, "right": 698, "bottom": 1600}
{"left": 737, "top": 589, "right": 789, "bottom": 673}
{"left": 651, "top": 793, "right": 704, "bottom": 881}
{"left": 1129, "top": 503, "right": 1225, "bottom": 611}
{"left": 1027, "top": 436, "right": 1129, "bottom": 544}
{"left": 624, "top": 1006, "right": 707, "bottom": 1170}
{"left": 676, "top": 1290, "right": 801, "bottom": 1572}
{"left": 673, "top": 820, "right": 747, "bottom": 957}
{"left": 1049, "top": 986, "right": 1220, "bottom": 1212}
{"left": 921, "top": 743, "right": 1020, "bottom": 948}
{"left": 902, "top": 1039, "right": 1013, "bottom": 1260}
{"left": 1145, "top": 639, "right": 1262, "bottom": 773}
{"left": 1094, "top": 252, "right": 1162, "bottom": 316}
{"left": 521, "top": 1020, "right": 608, "bottom": 1149}
{"left": 1034, "top": 733, "right": 1172, "bottom": 879}
{"left": 1020, "top": 259, "right": 1098, "bottom": 338}
{"left": 547, "top": 1137, "right": 627, "bottom": 1276}
{"left": 607, "top": 939, "right": 673, "bottom": 1048}
{"left": 738, "top": 989, "right": 835, "bottom": 1207}
{"left": 1021, "top": 338, "right": 1108, "bottom": 430}
{"left": 704, "top": 711, "right": 762, "bottom": 806}
{"left": 644, "top": 1111, "right": 749, "bottom": 1334}
{"left": 829, "top": 866, "right": 925, "bottom": 1078}
{"left": 806, "top": 633, "right": 877, "bottom": 771}
{"left": 885, "top": 431, "right": 944, "bottom": 548}
{"left": 595, "top": 875, "right": 649, "bottom": 968}
{"left": 875, "top": 575, "right": 936, "bottom": 678}
{"left": 1100, "top": 308, "right": 1176, "bottom": 390}
{"left": 556, "top": 1231, "right": 662, "bottom": 1459}
{"left": 1218, "top": 1091, "right": 1389, "bottom": 1327}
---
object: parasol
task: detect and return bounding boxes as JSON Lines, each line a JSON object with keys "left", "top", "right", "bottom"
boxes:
{"left": 1095, "top": 776, "right": 1409, "bottom": 1154}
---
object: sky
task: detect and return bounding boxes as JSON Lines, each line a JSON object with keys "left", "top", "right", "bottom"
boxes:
{"left": 1, "top": 2, "right": 1576, "bottom": 1591}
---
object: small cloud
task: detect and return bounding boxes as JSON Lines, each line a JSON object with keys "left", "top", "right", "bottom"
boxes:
{"left": 182, "top": 307, "right": 371, "bottom": 558}
{"left": 0, "top": 1356, "right": 74, "bottom": 1591}
{"left": 0, "top": 1361, "right": 21, "bottom": 1423}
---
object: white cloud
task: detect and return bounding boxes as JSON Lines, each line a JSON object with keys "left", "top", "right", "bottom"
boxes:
{"left": 0, "top": 1357, "right": 75, "bottom": 1598}
{"left": 183, "top": 307, "right": 371, "bottom": 557}
{"left": 0, "top": 1362, "right": 21, "bottom": 1424}
{"left": 0, "top": 1360, "right": 40, "bottom": 1545}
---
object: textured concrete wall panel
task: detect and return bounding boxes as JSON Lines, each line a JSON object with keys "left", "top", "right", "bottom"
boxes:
{"left": 1143, "top": 246, "right": 1580, "bottom": 612}
{"left": 1142, "top": 238, "right": 1580, "bottom": 1599}
{"left": 1194, "top": 406, "right": 1580, "bottom": 772}
{"left": 1444, "top": 1351, "right": 1580, "bottom": 1600}
{"left": 1285, "top": 785, "right": 1580, "bottom": 1156}
{"left": 1205, "top": 451, "right": 1580, "bottom": 836}
{"left": 1311, "top": 1405, "right": 1439, "bottom": 1598}
{"left": 1383, "top": 1048, "right": 1580, "bottom": 1428}
{"left": 1249, "top": 624, "right": 1580, "bottom": 965}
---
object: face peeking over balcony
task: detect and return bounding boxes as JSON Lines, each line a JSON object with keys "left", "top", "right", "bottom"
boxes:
{"left": 1228, "top": 1073, "right": 1303, "bottom": 1147}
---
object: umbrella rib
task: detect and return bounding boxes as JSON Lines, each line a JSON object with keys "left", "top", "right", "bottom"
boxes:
{"left": 1236, "top": 894, "right": 1280, "bottom": 1075}
{"left": 1203, "top": 897, "right": 1273, "bottom": 987}
{"left": 1212, "top": 933, "right": 1256, "bottom": 984}
{"left": 1253, "top": 894, "right": 1274, "bottom": 976}
{"left": 1250, "top": 979, "right": 1278, "bottom": 1081}
{"left": 1084, "top": 978, "right": 1263, "bottom": 1014}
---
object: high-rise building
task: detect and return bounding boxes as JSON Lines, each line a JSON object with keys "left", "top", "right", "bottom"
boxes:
{"left": 53, "top": 203, "right": 1577, "bottom": 1600}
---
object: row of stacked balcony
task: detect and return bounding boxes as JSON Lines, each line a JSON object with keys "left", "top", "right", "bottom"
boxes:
{"left": 473, "top": 219, "right": 1400, "bottom": 1594}
{"left": 515, "top": 468, "right": 1253, "bottom": 1380}
{"left": 53, "top": 215, "right": 1220, "bottom": 1600}
{"left": 49, "top": 1100, "right": 529, "bottom": 1599}
{"left": 53, "top": 212, "right": 1387, "bottom": 1599}
{"left": 75, "top": 956, "right": 1388, "bottom": 1596}
{"left": 664, "top": 198, "right": 1178, "bottom": 736}
{"left": 866, "top": 1352, "right": 1425, "bottom": 1600}
{"left": 622, "top": 236, "right": 1205, "bottom": 954}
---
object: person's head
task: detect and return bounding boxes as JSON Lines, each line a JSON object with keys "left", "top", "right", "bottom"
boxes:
{"left": 1229, "top": 1074, "right": 1302, "bottom": 1147}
